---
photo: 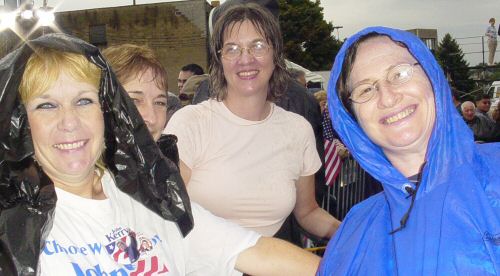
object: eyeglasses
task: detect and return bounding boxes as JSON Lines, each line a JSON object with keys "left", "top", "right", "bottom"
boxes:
{"left": 349, "top": 62, "right": 420, "bottom": 104}
{"left": 218, "top": 41, "right": 271, "bottom": 60}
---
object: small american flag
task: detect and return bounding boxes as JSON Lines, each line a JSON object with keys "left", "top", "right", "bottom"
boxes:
{"left": 105, "top": 230, "right": 169, "bottom": 275}
{"left": 106, "top": 232, "right": 140, "bottom": 264}
{"left": 131, "top": 256, "right": 169, "bottom": 275}
{"left": 322, "top": 110, "right": 342, "bottom": 187}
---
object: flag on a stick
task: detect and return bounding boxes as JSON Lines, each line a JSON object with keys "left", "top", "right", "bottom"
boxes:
{"left": 322, "top": 110, "right": 343, "bottom": 186}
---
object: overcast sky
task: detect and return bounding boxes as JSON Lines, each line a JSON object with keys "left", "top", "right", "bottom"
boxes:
{"left": 31, "top": 0, "right": 500, "bottom": 66}
{"left": 322, "top": 0, "right": 499, "bottom": 66}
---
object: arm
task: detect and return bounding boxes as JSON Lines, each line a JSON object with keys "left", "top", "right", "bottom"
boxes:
{"left": 235, "top": 237, "right": 320, "bottom": 276}
{"left": 293, "top": 175, "right": 341, "bottom": 238}
{"left": 179, "top": 160, "right": 192, "bottom": 187}
{"left": 186, "top": 203, "right": 317, "bottom": 276}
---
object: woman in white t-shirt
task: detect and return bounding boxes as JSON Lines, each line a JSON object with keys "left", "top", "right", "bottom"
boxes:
{"left": 165, "top": 3, "right": 340, "bottom": 238}
{"left": 0, "top": 34, "right": 319, "bottom": 275}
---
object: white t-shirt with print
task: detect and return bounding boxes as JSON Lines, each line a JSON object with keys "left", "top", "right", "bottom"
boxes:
{"left": 39, "top": 171, "right": 260, "bottom": 276}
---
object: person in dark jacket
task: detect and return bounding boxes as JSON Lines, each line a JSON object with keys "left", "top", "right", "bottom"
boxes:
{"left": 461, "top": 101, "right": 500, "bottom": 142}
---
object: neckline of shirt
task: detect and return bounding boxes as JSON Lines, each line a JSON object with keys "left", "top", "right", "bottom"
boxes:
{"left": 55, "top": 171, "right": 113, "bottom": 214}
{"left": 211, "top": 99, "right": 275, "bottom": 126}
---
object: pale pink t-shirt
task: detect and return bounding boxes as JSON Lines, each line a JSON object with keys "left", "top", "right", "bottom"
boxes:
{"left": 164, "top": 99, "right": 321, "bottom": 236}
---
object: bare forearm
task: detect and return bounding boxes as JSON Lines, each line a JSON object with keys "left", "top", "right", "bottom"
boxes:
{"left": 294, "top": 175, "right": 341, "bottom": 239}
{"left": 235, "top": 237, "right": 320, "bottom": 276}
{"left": 296, "top": 207, "right": 341, "bottom": 238}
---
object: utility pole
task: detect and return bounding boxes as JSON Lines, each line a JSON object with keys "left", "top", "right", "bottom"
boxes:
{"left": 332, "top": 26, "right": 343, "bottom": 41}
{"left": 482, "top": 36, "right": 485, "bottom": 66}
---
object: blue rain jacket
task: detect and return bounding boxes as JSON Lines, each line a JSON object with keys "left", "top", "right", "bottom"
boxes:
{"left": 318, "top": 27, "right": 500, "bottom": 275}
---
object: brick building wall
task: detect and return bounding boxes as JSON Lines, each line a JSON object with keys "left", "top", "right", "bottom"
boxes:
{"left": 57, "top": 0, "right": 211, "bottom": 94}
{"left": 0, "top": 0, "right": 211, "bottom": 94}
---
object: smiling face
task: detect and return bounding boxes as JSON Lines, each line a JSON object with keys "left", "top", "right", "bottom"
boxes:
{"left": 221, "top": 20, "right": 275, "bottom": 99}
{"left": 123, "top": 68, "right": 167, "bottom": 141}
{"left": 348, "top": 36, "right": 436, "bottom": 159}
{"left": 25, "top": 71, "right": 104, "bottom": 184}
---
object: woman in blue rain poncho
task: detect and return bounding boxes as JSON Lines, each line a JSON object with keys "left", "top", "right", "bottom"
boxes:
{"left": 318, "top": 27, "right": 500, "bottom": 275}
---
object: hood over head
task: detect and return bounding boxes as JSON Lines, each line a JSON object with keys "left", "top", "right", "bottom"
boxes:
{"left": 0, "top": 33, "right": 193, "bottom": 275}
{"left": 328, "top": 26, "right": 475, "bottom": 198}
{"left": 319, "top": 26, "right": 500, "bottom": 275}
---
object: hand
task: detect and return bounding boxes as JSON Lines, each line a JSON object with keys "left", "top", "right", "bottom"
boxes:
{"left": 338, "top": 147, "right": 350, "bottom": 159}
{"left": 334, "top": 139, "right": 349, "bottom": 159}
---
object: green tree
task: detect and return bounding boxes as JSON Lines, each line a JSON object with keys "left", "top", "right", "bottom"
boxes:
{"left": 279, "top": 0, "right": 341, "bottom": 71}
{"left": 436, "top": 33, "right": 475, "bottom": 93}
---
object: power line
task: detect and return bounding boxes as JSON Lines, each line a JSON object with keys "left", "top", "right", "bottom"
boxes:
{"left": 454, "top": 35, "right": 483, "bottom": 40}
{"left": 462, "top": 50, "right": 500, "bottom": 55}
{"left": 459, "top": 42, "right": 483, "bottom": 46}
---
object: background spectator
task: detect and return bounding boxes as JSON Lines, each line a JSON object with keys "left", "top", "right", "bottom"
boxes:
{"left": 289, "top": 68, "right": 307, "bottom": 88}
{"left": 485, "top": 17, "right": 497, "bottom": 65}
{"left": 313, "top": 90, "right": 327, "bottom": 114}
{"left": 462, "top": 101, "right": 500, "bottom": 142}
{"left": 178, "top": 63, "right": 204, "bottom": 92}
{"left": 179, "top": 74, "right": 209, "bottom": 106}
{"left": 451, "top": 86, "right": 462, "bottom": 115}
{"left": 474, "top": 93, "right": 493, "bottom": 120}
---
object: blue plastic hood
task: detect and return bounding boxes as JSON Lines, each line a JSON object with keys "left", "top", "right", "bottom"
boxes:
{"left": 318, "top": 27, "right": 500, "bottom": 275}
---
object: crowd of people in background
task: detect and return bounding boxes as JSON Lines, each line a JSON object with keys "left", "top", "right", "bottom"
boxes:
{"left": 456, "top": 92, "right": 500, "bottom": 142}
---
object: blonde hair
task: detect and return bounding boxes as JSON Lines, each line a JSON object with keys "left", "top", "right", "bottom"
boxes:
{"left": 19, "top": 47, "right": 105, "bottom": 170}
{"left": 314, "top": 90, "right": 327, "bottom": 103}
{"left": 19, "top": 47, "right": 100, "bottom": 103}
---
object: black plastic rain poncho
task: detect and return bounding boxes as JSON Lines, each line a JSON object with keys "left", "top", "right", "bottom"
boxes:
{"left": 0, "top": 33, "right": 193, "bottom": 275}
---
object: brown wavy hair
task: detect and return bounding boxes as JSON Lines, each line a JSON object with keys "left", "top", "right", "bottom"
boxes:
{"left": 102, "top": 44, "right": 167, "bottom": 91}
{"left": 209, "top": 3, "right": 289, "bottom": 102}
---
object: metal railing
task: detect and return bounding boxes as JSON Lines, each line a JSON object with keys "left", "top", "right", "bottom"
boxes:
{"left": 322, "top": 155, "right": 379, "bottom": 220}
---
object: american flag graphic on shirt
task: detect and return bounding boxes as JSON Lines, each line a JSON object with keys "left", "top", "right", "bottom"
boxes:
{"left": 106, "top": 231, "right": 140, "bottom": 264}
{"left": 105, "top": 229, "right": 169, "bottom": 275}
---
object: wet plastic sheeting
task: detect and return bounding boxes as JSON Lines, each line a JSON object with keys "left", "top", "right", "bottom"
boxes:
{"left": 0, "top": 33, "right": 193, "bottom": 275}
